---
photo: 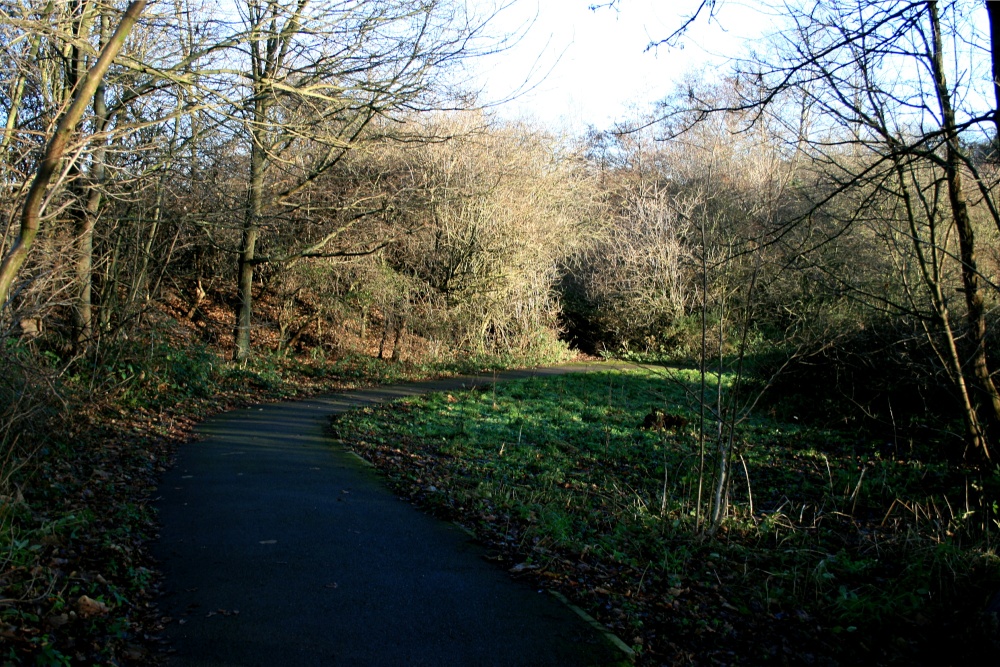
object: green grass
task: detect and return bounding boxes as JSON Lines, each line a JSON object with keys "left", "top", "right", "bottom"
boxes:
{"left": 332, "top": 367, "right": 1000, "bottom": 665}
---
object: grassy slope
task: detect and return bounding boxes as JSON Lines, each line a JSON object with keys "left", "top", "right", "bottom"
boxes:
{"left": 332, "top": 367, "right": 1000, "bottom": 666}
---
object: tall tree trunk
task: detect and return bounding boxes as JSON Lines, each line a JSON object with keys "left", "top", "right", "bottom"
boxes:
{"left": 929, "top": 1, "right": 997, "bottom": 460}
{"left": 74, "top": 13, "right": 110, "bottom": 348}
{"left": 0, "top": 0, "right": 147, "bottom": 309}
{"left": 987, "top": 0, "right": 1000, "bottom": 136}
{"left": 893, "top": 155, "right": 988, "bottom": 457}
{"left": 234, "top": 127, "right": 265, "bottom": 360}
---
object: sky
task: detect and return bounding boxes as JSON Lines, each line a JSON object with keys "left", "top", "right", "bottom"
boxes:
{"left": 466, "top": 0, "right": 773, "bottom": 132}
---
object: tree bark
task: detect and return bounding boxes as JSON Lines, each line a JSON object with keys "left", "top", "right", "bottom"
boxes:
{"left": 234, "top": 137, "right": 264, "bottom": 360}
{"left": 987, "top": 0, "right": 1000, "bottom": 135}
{"left": 73, "top": 12, "right": 111, "bottom": 348}
{"left": 894, "top": 153, "right": 987, "bottom": 457}
{"left": 232, "top": 0, "right": 307, "bottom": 360}
{"left": 929, "top": 1, "right": 996, "bottom": 460}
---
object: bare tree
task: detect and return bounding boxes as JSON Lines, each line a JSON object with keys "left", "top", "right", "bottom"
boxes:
{"left": 726, "top": 0, "right": 999, "bottom": 459}
{"left": 0, "top": 0, "right": 147, "bottom": 310}
{"left": 173, "top": 0, "right": 499, "bottom": 360}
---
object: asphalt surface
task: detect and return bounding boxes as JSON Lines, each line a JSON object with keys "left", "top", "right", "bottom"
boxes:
{"left": 152, "top": 364, "right": 632, "bottom": 666}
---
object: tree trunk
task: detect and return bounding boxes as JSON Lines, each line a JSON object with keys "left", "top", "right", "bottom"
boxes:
{"left": 378, "top": 313, "right": 391, "bottom": 360}
{"left": 893, "top": 154, "right": 988, "bottom": 458}
{"left": 987, "top": 0, "right": 1000, "bottom": 136}
{"left": 74, "top": 18, "right": 110, "bottom": 347}
{"left": 929, "top": 1, "right": 996, "bottom": 460}
{"left": 234, "top": 220, "right": 260, "bottom": 360}
{"left": 390, "top": 313, "right": 406, "bottom": 362}
{"left": 234, "top": 125, "right": 265, "bottom": 360}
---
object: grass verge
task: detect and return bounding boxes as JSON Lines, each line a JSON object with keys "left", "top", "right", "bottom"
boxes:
{"left": 331, "top": 367, "right": 1000, "bottom": 666}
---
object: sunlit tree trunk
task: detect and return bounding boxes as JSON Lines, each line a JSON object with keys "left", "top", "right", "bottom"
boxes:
{"left": 73, "top": 11, "right": 111, "bottom": 348}
{"left": 235, "top": 125, "right": 266, "bottom": 360}
{"left": 929, "top": 1, "right": 996, "bottom": 460}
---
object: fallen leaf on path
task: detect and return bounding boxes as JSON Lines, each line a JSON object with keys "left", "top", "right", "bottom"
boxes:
{"left": 206, "top": 609, "right": 238, "bottom": 617}
{"left": 509, "top": 562, "right": 539, "bottom": 573}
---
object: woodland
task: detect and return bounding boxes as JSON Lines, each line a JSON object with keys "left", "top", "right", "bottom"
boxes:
{"left": 1, "top": 0, "right": 1000, "bottom": 664}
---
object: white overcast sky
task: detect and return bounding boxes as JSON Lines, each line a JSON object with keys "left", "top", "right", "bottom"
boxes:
{"left": 466, "top": 0, "right": 774, "bottom": 132}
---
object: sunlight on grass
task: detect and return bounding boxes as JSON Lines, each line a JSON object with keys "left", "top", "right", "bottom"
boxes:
{"left": 333, "top": 367, "right": 1000, "bottom": 664}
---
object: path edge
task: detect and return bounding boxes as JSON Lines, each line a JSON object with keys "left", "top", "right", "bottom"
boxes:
{"left": 326, "top": 363, "right": 641, "bottom": 666}
{"left": 548, "top": 590, "right": 637, "bottom": 665}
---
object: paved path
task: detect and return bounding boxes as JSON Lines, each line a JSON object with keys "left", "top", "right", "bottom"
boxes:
{"left": 152, "top": 364, "right": 632, "bottom": 666}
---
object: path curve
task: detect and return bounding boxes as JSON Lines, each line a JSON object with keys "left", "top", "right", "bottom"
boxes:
{"left": 152, "top": 363, "right": 632, "bottom": 666}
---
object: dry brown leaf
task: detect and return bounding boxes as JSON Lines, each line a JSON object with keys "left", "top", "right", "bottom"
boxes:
{"left": 77, "top": 595, "right": 110, "bottom": 617}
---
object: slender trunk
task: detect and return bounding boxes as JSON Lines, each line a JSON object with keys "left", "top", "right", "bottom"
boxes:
{"left": 0, "top": 0, "right": 146, "bottom": 308}
{"left": 1, "top": 1, "right": 55, "bottom": 158}
{"left": 233, "top": 60, "right": 269, "bottom": 360}
{"left": 74, "top": 13, "right": 110, "bottom": 347}
{"left": 710, "top": 289, "right": 727, "bottom": 528}
{"left": 234, "top": 141, "right": 263, "bottom": 360}
{"left": 894, "top": 155, "right": 987, "bottom": 456}
{"left": 234, "top": 223, "right": 259, "bottom": 360}
{"left": 129, "top": 188, "right": 161, "bottom": 310}
{"left": 98, "top": 229, "right": 121, "bottom": 331}
{"left": 987, "top": 0, "right": 1000, "bottom": 136}
{"left": 930, "top": 1, "right": 996, "bottom": 460}
{"left": 696, "top": 218, "right": 708, "bottom": 531}
{"left": 391, "top": 313, "right": 406, "bottom": 362}
{"left": 711, "top": 251, "right": 761, "bottom": 530}
{"left": 74, "top": 203, "right": 95, "bottom": 344}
